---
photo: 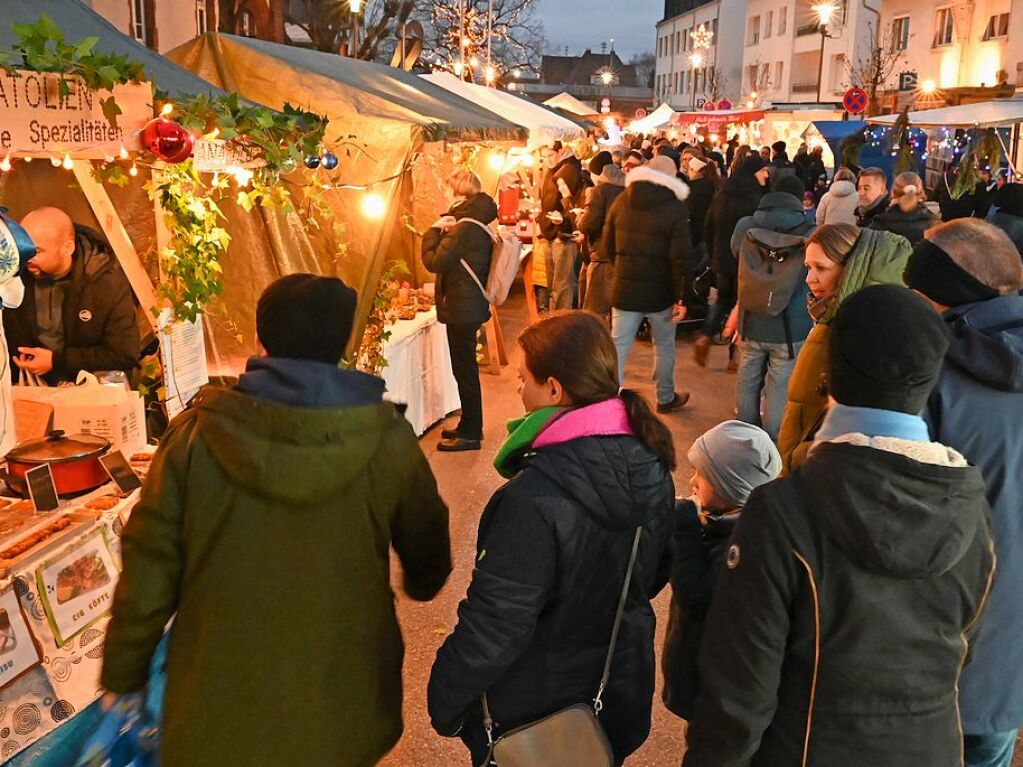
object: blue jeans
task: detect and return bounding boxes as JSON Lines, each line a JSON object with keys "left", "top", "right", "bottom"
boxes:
{"left": 964, "top": 731, "right": 1019, "bottom": 767}
{"left": 546, "top": 239, "right": 579, "bottom": 310}
{"left": 737, "top": 338, "right": 803, "bottom": 441}
{"left": 612, "top": 307, "right": 677, "bottom": 405}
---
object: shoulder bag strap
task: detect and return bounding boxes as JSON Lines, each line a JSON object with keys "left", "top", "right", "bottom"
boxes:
{"left": 593, "top": 525, "right": 643, "bottom": 714}
{"left": 458, "top": 218, "right": 496, "bottom": 302}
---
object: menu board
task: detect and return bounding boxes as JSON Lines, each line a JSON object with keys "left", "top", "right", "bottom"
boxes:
{"left": 158, "top": 309, "right": 210, "bottom": 420}
{"left": 35, "top": 529, "right": 118, "bottom": 645}
{"left": 0, "top": 585, "right": 41, "bottom": 688}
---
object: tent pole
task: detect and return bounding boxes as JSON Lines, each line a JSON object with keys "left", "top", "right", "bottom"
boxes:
{"left": 487, "top": 0, "right": 492, "bottom": 77}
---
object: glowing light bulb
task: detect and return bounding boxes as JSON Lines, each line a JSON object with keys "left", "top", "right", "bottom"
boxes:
{"left": 361, "top": 192, "right": 386, "bottom": 220}
{"left": 119, "top": 145, "right": 129, "bottom": 160}
{"left": 160, "top": 102, "right": 174, "bottom": 117}
{"left": 813, "top": 3, "right": 836, "bottom": 25}
{"left": 485, "top": 66, "right": 496, "bottom": 84}
{"left": 62, "top": 153, "right": 74, "bottom": 170}
{"left": 470, "top": 56, "right": 479, "bottom": 68}
{"left": 50, "top": 156, "right": 62, "bottom": 167}
{"left": 349, "top": 0, "right": 362, "bottom": 12}
{"left": 921, "top": 79, "right": 937, "bottom": 95}
{"left": 0, "top": 156, "right": 11, "bottom": 173}
{"left": 461, "top": 36, "right": 470, "bottom": 48}
{"left": 601, "top": 71, "right": 614, "bottom": 86}
{"left": 489, "top": 153, "right": 505, "bottom": 171}
{"left": 521, "top": 153, "right": 534, "bottom": 168}
{"left": 129, "top": 163, "right": 139, "bottom": 177}
{"left": 453, "top": 61, "right": 464, "bottom": 76}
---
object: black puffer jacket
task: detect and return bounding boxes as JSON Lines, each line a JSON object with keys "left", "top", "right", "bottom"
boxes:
{"left": 705, "top": 173, "right": 764, "bottom": 279}
{"left": 4, "top": 225, "right": 139, "bottom": 383}
{"left": 428, "top": 433, "right": 675, "bottom": 765}
{"left": 539, "top": 154, "right": 586, "bottom": 241}
{"left": 605, "top": 165, "right": 693, "bottom": 313}
{"left": 684, "top": 440, "right": 995, "bottom": 767}
{"left": 685, "top": 175, "right": 718, "bottom": 249}
{"left": 421, "top": 193, "right": 497, "bottom": 326}
{"left": 869, "top": 202, "right": 939, "bottom": 246}
{"left": 856, "top": 193, "right": 891, "bottom": 228}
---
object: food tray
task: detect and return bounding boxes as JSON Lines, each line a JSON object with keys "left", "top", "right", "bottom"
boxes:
{"left": 0, "top": 510, "right": 100, "bottom": 578}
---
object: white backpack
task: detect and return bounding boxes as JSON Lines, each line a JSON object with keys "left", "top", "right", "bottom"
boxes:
{"left": 460, "top": 218, "right": 522, "bottom": 306}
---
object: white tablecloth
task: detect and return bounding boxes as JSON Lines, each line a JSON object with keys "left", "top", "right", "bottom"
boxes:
{"left": 381, "top": 308, "right": 461, "bottom": 436}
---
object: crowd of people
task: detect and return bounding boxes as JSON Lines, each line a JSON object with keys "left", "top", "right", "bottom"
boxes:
{"left": 97, "top": 134, "right": 1023, "bottom": 767}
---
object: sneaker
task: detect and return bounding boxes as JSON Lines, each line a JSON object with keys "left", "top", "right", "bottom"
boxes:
{"left": 656, "top": 391, "right": 691, "bottom": 414}
{"left": 437, "top": 437, "right": 482, "bottom": 452}
{"left": 693, "top": 336, "right": 711, "bottom": 367}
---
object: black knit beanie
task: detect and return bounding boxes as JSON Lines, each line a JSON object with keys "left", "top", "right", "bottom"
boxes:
{"left": 588, "top": 151, "right": 614, "bottom": 176}
{"left": 740, "top": 155, "right": 768, "bottom": 175}
{"left": 771, "top": 140, "right": 787, "bottom": 154}
{"left": 828, "top": 284, "right": 949, "bottom": 414}
{"left": 775, "top": 174, "right": 806, "bottom": 199}
{"left": 256, "top": 274, "right": 358, "bottom": 364}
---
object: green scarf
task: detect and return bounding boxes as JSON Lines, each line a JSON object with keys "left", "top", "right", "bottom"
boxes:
{"left": 493, "top": 406, "right": 563, "bottom": 479}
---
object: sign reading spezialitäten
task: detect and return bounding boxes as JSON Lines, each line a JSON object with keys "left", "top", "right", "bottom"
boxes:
{"left": 0, "top": 71, "right": 151, "bottom": 158}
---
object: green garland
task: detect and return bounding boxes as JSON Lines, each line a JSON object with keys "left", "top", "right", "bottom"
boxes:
{"left": 951, "top": 129, "right": 1003, "bottom": 200}
{"left": 888, "top": 107, "right": 916, "bottom": 176}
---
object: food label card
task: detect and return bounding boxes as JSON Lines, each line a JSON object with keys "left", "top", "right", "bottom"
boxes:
{"left": 35, "top": 529, "right": 118, "bottom": 645}
{"left": 0, "top": 585, "right": 42, "bottom": 688}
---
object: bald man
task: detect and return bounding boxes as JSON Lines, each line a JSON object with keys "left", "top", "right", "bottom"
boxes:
{"left": 3, "top": 207, "right": 139, "bottom": 383}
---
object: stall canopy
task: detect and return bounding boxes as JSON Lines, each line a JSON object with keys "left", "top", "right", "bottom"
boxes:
{"left": 543, "top": 92, "right": 596, "bottom": 117}
{"left": 867, "top": 101, "right": 1023, "bottom": 129}
{"left": 674, "top": 109, "right": 766, "bottom": 130}
{"left": 422, "top": 72, "right": 585, "bottom": 148}
{"left": 804, "top": 120, "right": 925, "bottom": 179}
{"left": 1, "top": 0, "right": 223, "bottom": 98}
{"left": 629, "top": 103, "right": 678, "bottom": 134}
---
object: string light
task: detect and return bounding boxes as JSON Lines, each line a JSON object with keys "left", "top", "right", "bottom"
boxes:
{"left": 50, "top": 156, "right": 62, "bottom": 167}
{"left": 488, "top": 153, "right": 505, "bottom": 171}
{"left": 0, "top": 155, "right": 10, "bottom": 173}
{"left": 160, "top": 103, "right": 174, "bottom": 117}
{"left": 361, "top": 191, "right": 386, "bottom": 220}
{"left": 119, "top": 144, "right": 130, "bottom": 160}
{"left": 62, "top": 153, "right": 74, "bottom": 170}
{"left": 129, "top": 163, "right": 139, "bottom": 177}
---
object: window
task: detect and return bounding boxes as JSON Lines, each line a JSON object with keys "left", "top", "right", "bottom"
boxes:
{"left": 197, "top": 0, "right": 208, "bottom": 35}
{"left": 779, "top": 7, "right": 787, "bottom": 35}
{"left": 674, "top": 72, "right": 680, "bottom": 92}
{"left": 829, "top": 53, "right": 846, "bottom": 91}
{"left": 240, "top": 9, "right": 256, "bottom": 37}
{"left": 675, "top": 31, "right": 681, "bottom": 53}
{"left": 747, "top": 63, "right": 758, "bottom": 90}
{"left": 761, "top": 62, "right": 771, "bottom": 88}
{"left": 130, "top": 0, "right": 146, "bottom": 42}
{"left": 933, "top": 7, "right": 954, "bottom": 47}
{"left": 711, "top": 18, "right": 719, "bottom": 44}
{"left": 983, "top": 13, "right": 1010, "bottom": 40}
{"left": 775, "top": 61, "right": 784, "bottom": 89}
{"left": 766, "top": 10, "right": 774, "bottom": 38}
{"left": 748, "top": 15, "right": 761, "bottom": 45}
{"left": 892, "top": 16, "right": 910, "bottom": 51}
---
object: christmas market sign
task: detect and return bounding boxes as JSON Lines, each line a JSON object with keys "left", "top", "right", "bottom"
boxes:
{"left": 0, "top": 71, "right": 150, "bottom": 158}
{"left": 843, "top": 87, "right": 869, "bottom": 115}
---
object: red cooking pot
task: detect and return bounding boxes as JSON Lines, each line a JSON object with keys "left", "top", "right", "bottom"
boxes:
{"left": 5, "top": 431, "right": 111, "bottom": 497}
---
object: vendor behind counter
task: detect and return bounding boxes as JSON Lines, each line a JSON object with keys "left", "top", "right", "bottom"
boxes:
{"left": 3, "top": 207, "right": 140, "bottom": 385}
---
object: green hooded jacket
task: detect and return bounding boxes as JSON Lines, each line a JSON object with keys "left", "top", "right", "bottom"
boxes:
{"left": 102, "top": 370, "right": 451, "bottom": 767}
{"left": 778, "top": 228, "right": 912, "bottom": 472}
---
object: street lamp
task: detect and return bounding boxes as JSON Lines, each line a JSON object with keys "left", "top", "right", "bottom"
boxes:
{"left": 921, "top": 78, "right": 937, "bottom": 95}
{"left": 349, "top": 0, "right": 362, "bottom": 56}
{"left": 813, "top": 3, "right": 837, "bottom": 104}
{"left": 690, "top": 51, "right": 704, "bottom": 110}
{"left": 601, "top": 70, "right": 614, "bottom": 86}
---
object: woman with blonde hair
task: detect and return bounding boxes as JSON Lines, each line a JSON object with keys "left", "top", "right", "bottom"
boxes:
{"left": 869, "top": 171, "right": 939, "bottom": 246}
{"left": 422, "top": 168, "right": 497, "bottom": 451}
{"left": 777, "top": 223, "right": 913, "bottom": 470}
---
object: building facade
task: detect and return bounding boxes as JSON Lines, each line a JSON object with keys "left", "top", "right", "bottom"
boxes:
{"left": 510, "top": 49, "right": 654, "bottom": 115}
{"left": 84, "top": 0, "right": 283, "bottom": 53}
{"left": 654, "top": 0, "right": 746, "bottom": 109}
{"left": 739, "top": 0, "right": 878, "bottom": 104}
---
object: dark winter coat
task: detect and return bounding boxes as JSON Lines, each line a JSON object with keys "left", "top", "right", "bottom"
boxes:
{"left": 605, "top": 166, "right": 693, "bottom": 313}
{"left": 925, "top": 294, "right": 1023, "bottom": 734}
{"left": 4, "top": 225, "right": 139, "bottom": 383}
{"left": 427, "top": 433, "right": 675, "bottom": 765}
{"left": 937, "top": 173, "right": 990, "bottom": 221}
{"left": 578, "top": 165, "right": 626, "bottom": 263}
{"left": 869, "top": 202, "right": 939, "bottom": 246}
{"left": 801, "top": 154, "right": 826, "bottom": 190}
{"left": 539, "top": 154, "right": 586, "bottom": 241}
{"left": 103, "top": 358, "right": 452, "bottom": 767}
{"left": 705, "top": 174, "right": 764, "bottom": 280}
{"left": 856, "top": 193, "right": 891, "bottom": 228}
{"left": 684, "top": 440, "right": 995, "bottom": 767}
{"left": 730, "top": 192, "right": 815, "bottom": 347}
{"left": 987, "top": 210, "right": 1023, "bottom": 257}
{"left": 686, "top": 175, "right": 718, "bottom": 248}
{"left": 662, "top": 499, "right": 739, "bottom": 720}
{"left": 769, "top": 153, "right": 797, "bottom": 189}
{"left": 422, "top": 192, "right": 497, "bottom": 326}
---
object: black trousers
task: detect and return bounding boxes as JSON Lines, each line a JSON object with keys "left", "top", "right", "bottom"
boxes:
{"left": 446, "top": 322, "right": 484, "bottom": 440}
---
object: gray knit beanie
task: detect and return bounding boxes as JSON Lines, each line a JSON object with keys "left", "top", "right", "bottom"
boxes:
{"left": 688, "top": 421, "right": 782, "bottom": 509}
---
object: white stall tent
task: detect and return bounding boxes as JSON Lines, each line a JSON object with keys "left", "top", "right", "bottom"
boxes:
{"left": 544, "top": 92, "right": 597, "bottom": 117}
{"left": 629, "top": 103, "right": 678, "bottom": 134}
{"left": 867, "top": 100, "right": 1023, "bottom": 129}
{"left": 422, "top": 72, "right": 586, "bottom": 148}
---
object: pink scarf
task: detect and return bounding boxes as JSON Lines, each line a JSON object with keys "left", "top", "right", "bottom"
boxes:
{"left": 533, "top": 398, "right": 635, "bottom": 449}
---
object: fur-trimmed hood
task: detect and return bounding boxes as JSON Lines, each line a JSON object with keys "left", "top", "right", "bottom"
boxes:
{"left": 626, "top": 165, "right": 690, "bottom": 204}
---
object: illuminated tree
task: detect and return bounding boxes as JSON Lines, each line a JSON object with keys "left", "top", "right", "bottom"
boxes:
{"left": 285, "top": 0, "right": 418, "bottom": 60}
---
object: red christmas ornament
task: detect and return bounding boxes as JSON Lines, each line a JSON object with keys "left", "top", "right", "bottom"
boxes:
{"left": 141, "top": 119, "right": 194, "bottom": 164}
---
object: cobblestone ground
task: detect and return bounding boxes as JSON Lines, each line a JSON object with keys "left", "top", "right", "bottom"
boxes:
{"left": 379, "top": 289, "right": 1023, "bottom": 767}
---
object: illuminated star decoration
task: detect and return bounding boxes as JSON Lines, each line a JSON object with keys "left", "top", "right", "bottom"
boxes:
{"left": 692, "top": 24, "right": 714, "bottom": 50}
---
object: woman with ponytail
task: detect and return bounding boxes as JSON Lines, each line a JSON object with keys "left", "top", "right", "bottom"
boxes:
{"left": 429, "top": 311, "right": 676, "bottom": 766}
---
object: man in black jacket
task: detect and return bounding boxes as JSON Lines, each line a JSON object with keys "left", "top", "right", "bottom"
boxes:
{"left": 855, "top": 167, "right": 891, "bottom": 227}
{"left": 538, "top": 143, "right": 586, "bottom": 310}
{"left": 5, "top": 207, "right": 139, "bottom": 384}
{"left": 684, "top": 285, "right": 995, "bottom": 767}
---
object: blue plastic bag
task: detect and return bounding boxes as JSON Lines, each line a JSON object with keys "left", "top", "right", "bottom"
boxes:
{"left": 73, "top": 695, "right": 160, "bottom": 767}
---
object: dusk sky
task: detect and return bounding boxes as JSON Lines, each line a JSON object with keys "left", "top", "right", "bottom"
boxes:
{"left": 535, "top": 0, "right": 662, "bottom": 60}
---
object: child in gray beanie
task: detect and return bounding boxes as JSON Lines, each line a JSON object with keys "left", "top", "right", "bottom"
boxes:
{"left": 662, "top": 420, "right": 781, "bottom": 721}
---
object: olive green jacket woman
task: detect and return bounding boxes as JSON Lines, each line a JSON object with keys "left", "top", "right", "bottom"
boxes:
{"left": 778, "top": 229, "right": 913, "bottom": 472}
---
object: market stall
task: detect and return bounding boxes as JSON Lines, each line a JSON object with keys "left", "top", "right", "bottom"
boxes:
{"left": 543, "top": 92, "right": 597, "bottom": 118}
{"left": 673, "top": 108, "right": 767, "bottom": 147}
{"left": 628, "top": 103, "right": 678, "bottom": 135}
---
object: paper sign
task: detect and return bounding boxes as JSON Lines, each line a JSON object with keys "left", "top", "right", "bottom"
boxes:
{"left": 36, "top": 529, "right": 118, "bottom": 645}
{"left": 0, "top": 585, "right": 42, "bottom": 688}
{"left": 0, "top": 73, "right": 150, "bottom": 158}
{"left": 158, "top": 310, "right": 209, "bottom": 420}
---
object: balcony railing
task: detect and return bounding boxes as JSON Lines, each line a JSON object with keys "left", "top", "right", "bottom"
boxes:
{"left": 796, "top": 23, "right": 821, "bottom": 36}
{"left": 791, "top": 82, "right": 819, "bottom": 93}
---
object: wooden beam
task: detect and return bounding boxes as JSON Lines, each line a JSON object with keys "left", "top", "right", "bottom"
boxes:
{"left": 72, "top": 160, "right": 160, "bottom": 330}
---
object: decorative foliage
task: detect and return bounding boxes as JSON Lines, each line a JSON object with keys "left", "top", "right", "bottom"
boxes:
{"left": 352, "top": 260, "right": 411, "bottom": 374}
{"left": 888, "top": 107, "right": 915, "bottom": 175}
{"left": 951, "top": 129, "right": 1003, "bottom": 200}
{"left": 840, "top": 128, "right": 867, "bottom": 168}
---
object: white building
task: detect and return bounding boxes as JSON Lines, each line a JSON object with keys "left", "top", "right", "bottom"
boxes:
{"left": 740, "top": 0, "right": 879, "bottom": 104}
{"left": 654, "top": 0, "right": 746, "bottom": 110}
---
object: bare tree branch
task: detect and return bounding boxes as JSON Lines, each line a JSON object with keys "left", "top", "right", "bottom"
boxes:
{"left": 844, "top": 20, "right": 906, "bottom": 116}
{"left": 285, "top": 0, "right": 419, "bottom": 60}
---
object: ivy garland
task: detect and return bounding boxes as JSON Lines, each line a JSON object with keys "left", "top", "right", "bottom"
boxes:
{"left": 1, "top": 15, "right": 330, "bottom": 323}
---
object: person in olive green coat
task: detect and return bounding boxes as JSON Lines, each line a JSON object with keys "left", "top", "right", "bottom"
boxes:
{"left": 101, "top": 275, "right": 452, "bottom": 767}
{"left": 778, "top": 225, "right": 911, "bottom": 471}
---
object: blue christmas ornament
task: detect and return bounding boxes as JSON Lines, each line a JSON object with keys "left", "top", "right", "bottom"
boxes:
{"left": 321, "top": 152, "right": 339, "bottom": 170}
{"left": 304, "top": 154, "right": 321, "bottom": 170}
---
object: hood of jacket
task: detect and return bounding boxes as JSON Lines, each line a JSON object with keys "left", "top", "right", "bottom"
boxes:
{"left": 625, "top": 166, "right": 690, "bottom": 210}
{"left": 751, "top": 192, "right": 809, "bottom": 232}
{"left": 449, "top": 192, "right": 498, "bottom": 224}
{"left": 943, "top": 294, "right": 1023, "bottom": 392}
{"left": 71, "top": 225, "right": 116, "bottom": 282}
{"left": 528, "top": 434, "right": 673, "bottom": 533}
{"left": 597, "top": 164, "right": 626, "bottom": 187}
{"left": 800, "top": 440, "right": 988, "bottom": 578}
{"left": 828, "top": 179, "right": 857, "bottom": 198}
{"left": 828, "top": 227, "right": 912, "bottom": 321}
{"left": 194, "top": 358, "right": 395, "bottom": 504}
